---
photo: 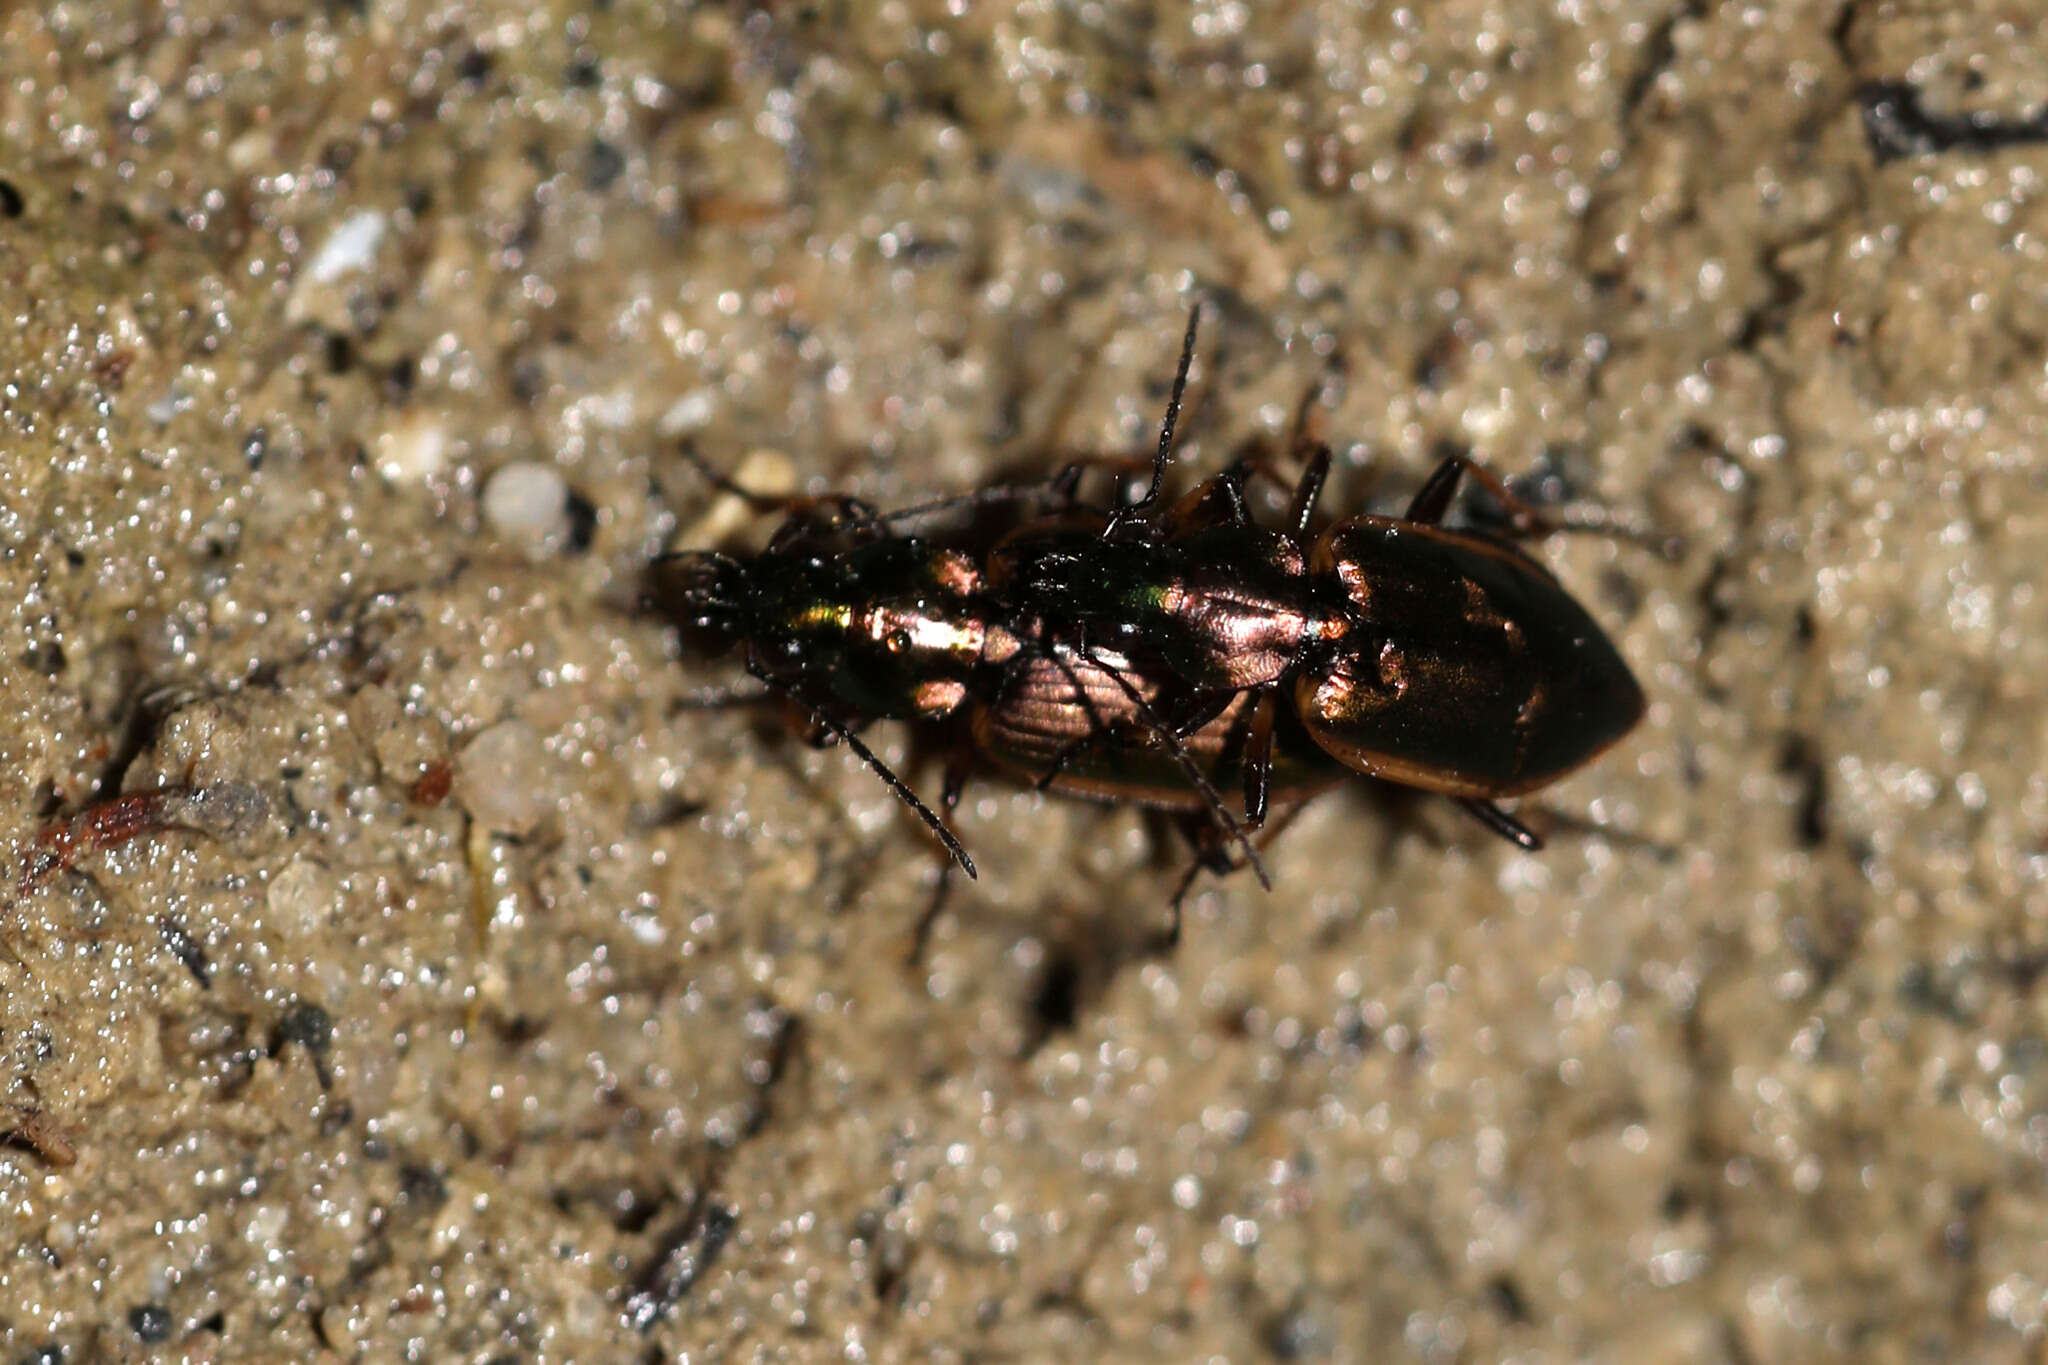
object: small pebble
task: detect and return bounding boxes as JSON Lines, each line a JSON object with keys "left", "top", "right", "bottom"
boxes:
{"left": 316, "top": 1305, "right": 360, "bottom": 1354}
{"left": 454, "top": 721, "right": 549, "bottom": 836}
{"left": 676, "top": 447, "right": 796, "bottom": 548}
{"left": 129, "top": 1304, "right": 172, "bottom": 1343}
{"left": 658, "top": 388, "right": 716, "bottom": 435}
{"left": 373, "top": 411, "right": 448, "bottom": 484}
{"left": 482, "top": 460, "right": 571, "bottom": 553}
{"left": 274, "top": 1000, "right": 334, "bottom": 1059}
{"left": 243, "top": 1201, "right": 291, "bottom": 1249}
{"left": 268, "top": 856, "right": 340, "bottom": 935}
{"left": 288, "top": 208, "right": 390, "bottom": 328}
{"left": 305, "top": 209, "right": 387, "bottom": 284}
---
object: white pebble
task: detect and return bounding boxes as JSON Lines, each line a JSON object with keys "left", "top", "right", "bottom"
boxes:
{"left": 305, "top": 209, "right": 387, "bottom": 284}
{"left": 455, "top": 721, "right": 549, "bottom": 836}
{"left": 243, "top": 1202, "right": 290, "bottom": 1247}
{"left": 267, "top": 855, "right": 340, "bottom": 935}
{"left": 374, "top": 411, "right": 448, "bottom": 484}
{"left": 482, "top": 461, "right": 571, "bottom": 548}
{"left": 658, "top": 388, "right": 717, "bottom": 435}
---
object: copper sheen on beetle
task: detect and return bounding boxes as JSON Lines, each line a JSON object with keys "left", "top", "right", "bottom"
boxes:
{"left": 655, "top": 303, "right": 1649, "bottom": 923}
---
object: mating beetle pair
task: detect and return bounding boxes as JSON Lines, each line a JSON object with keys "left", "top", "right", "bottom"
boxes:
{"left": 658, "top": 306, "right": 1647, "bottom": 918}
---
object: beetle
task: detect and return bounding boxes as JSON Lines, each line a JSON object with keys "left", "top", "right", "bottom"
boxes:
{"left": 963, "top": 452, "right": 1646, "bottom": 935}
{"left": 965, "top": 643, "right": 1340, "bottom": 913}
{"left": 653, "top": 371, "right": 1289, "bottom": 906}
{"left": 986, "top": 305, "right": 1647, "bottom": 851}
{"left": 658, "top": 492, "right": 1025, "bottom": 879}
{"left": 657, "top": 303, "right": 1650, "bottom": 925}
{"left": 657, "top": 485, "right": 1274, "bottom": 892}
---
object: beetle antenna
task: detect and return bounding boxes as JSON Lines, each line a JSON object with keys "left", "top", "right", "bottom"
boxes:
{"left": 1075, "top": 646, "right": 1271, "bottom": 892}
{"left": 1104, "top": 301, "right": 1202, "bottom": 539}
{"left": 871, "top": 477, "right": 1073, "bottom": 532}
{"left": 819, "top": 718, "right": 979, "bottom": 880}
{"left": 747, "top": 662, "right": 977, "bottom": 879}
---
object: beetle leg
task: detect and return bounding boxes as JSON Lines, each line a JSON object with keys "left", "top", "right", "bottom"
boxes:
{"left": 1163, "top": 868, "right": 1198, "bottom": 944}
{"left": 1285, "top": 365, "right": 1333, "bottom": 456}
{"left": 764, "top": 495, "right": 886, "bottom": 549}
{"left": 1079, "top": 647, "right": 1271, "bottom": 892}
{"left": 1048, "top": 454, "right": 1157, "bottom": 506}
{"left": 1212, "top": 463, "right": 1255, "bottom": 524}
{"left": 1027, "top": 669, "right": 1235, "bottom": 787}
{"left": 676, "top": 438, "right": 781, "bottom": 508}
{"left": 1242, "top": 690, "right": 1276, "bottom": 830}
{"left": 1213, "top": 372, "right": 1336, "bottom": 534}
{"left": 1160, "top": 803, "right": 1273, "bottom": 948}
{"left": 1286, "top": 443, "right": 1334, "bottom": 538}
{"left": 1402, "top": 452, "right": 1555, "bottom": 535}
{"left": 1158, "top": 687, "right": 1239, "bottom": 740}
{"left": 1021, "top": 645, "right": 1129, "bottom": 790}
{"left": 1024, "top": 682, "right": 1238, "bottom": 805}
{"left": 1454, "top": 797, "right": 1544, "bottom": 851}
{"left": 908, "top": 742, "right": 978, "bottom": 964}
{"left": 678, "top": 439, "right": 889, "bottom": 545}
{"left": 1159, "top": 461, "right": 1259, "bottom": 536}
{"left": 767, "top": 695, "right": 862, "bottom": 752}
{"left": 1163, "top": 815, "right": 1233, "bottom": 949}
{"left": 1160, "top": 792, "right": 1315, "bottom": 945}
{"left": 1401, "top": 456, "right": 1461, "bottom": 524}
{"left": 1405, "top": 451, "right": 1678, "bottom": 555}
{"left": 1173, "top": 438, "right": 1329, "bottom": 537}
{"left": 1031, "top": 731, "right": 1121, "bottom": 791}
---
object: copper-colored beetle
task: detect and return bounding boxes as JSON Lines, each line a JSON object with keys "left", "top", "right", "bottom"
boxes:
{"left": 982, "top": 305, "right": 1644, "bottom": 855}
{"left": 661, "top": 306, "right": 1649, "bottom": 917}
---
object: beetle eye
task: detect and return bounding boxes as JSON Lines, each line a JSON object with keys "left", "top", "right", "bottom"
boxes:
{"left": 885, "top": 628, "right": 912, "bottom": 653}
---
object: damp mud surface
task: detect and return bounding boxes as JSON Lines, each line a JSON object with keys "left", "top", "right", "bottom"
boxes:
{"left": 3, "top": 2, "right": 2048, "bottom": 1361}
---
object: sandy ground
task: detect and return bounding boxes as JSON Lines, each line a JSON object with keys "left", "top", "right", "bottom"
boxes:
{"left": 2, "top": 1, "right": 2047, "bottom": 1361}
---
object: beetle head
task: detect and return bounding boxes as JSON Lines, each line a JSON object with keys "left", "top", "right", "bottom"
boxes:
{"left": 657, "top": 551, "right": 754, "bottom": 641}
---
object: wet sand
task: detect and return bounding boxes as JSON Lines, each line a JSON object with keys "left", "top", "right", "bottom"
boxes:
{"left": 2, "top": 2, "right": 2047, "bottom": 1360}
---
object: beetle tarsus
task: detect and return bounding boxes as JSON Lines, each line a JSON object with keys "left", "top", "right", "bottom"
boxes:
{"left": 1456, "top": 797, "right": 1544, "bottom": 851}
